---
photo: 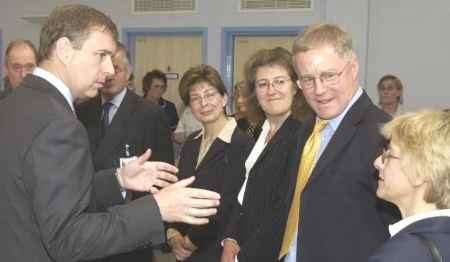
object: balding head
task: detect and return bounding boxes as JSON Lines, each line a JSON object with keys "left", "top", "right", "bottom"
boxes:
{"left": 4, "top": 39, "right": 38, "bottom": 88}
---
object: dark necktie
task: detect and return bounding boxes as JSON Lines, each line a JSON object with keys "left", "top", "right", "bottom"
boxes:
{"left": 100, "top": 102, "right": 113, "bottom": 138}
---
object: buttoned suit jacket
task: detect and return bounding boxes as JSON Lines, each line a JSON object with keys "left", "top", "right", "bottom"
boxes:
{"left": 0, "top": 75, "right": 165, "bottom": 262}
{"left": 225, "top": 116, "right": 301, "bottom": 262}
{"left": 171, "top": 126, "right": 253, "bottom": 261}
{"left": 284, "top": 91, "right": 398, "bottom": 262}
{"left": 369, "top": 216, "right": 450, "bottom": 262}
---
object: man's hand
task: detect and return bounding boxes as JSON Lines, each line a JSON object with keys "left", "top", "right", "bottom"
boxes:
{"left": 221, "top": 239, "right": 240, "bottom": 262}
{"left": 154, "top": 176, "right": 220, "bottom": 225}
{"left": 168, "top": 234, "right": 194, "bottom": 261}
{"left": 117, "top": 149, "right": 178, "bottom": 193}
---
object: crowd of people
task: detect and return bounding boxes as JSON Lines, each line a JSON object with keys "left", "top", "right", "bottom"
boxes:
{"left": 0, "top": 4, "right": 448, "bottom": 262}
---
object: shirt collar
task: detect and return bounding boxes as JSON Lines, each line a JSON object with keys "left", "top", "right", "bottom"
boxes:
{"left": 389, "top": 209, "right": 450, "bottom": 237}
{"left": 102, "top": 87, "right": 127, "bottom": 108}
{"left": 193, "top": 117, "right": 237, "bottom": 144}
{"left": 325, "top": 86, "right": 363, "bottom": 131}
{"left": 33, "top": 67, "right": 75, "bottom": 112}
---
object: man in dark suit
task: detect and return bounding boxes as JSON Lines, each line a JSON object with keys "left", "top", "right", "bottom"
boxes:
{"left": 279, "top": 23, "right": 400, "bottom": 262}
{"left": 0, "top": 5, "right": 220, "bottom": 262}
{"left": 77, "top": 42, "right": 174, "bottom": 262}
{"left": 77, "top": 43, "right": 174, "bottom": 170}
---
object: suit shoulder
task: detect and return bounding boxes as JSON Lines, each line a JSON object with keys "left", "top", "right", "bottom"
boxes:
{"left": 369, "top": 233, "right": 429, "bottom": 262}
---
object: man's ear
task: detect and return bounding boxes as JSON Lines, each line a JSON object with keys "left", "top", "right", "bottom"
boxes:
{"left": 54, "top": 37, "right": 74, "bottom": 66}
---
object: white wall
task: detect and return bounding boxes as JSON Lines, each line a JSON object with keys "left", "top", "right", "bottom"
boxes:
{"left": 1, "top": 0, "right": 448, "bottom": 109}
{"left": 366, "top": 0, "right": 450, "bottom": 110}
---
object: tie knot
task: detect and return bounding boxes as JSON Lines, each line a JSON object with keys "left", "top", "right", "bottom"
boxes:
{"left": 102, "top": 101, "right": 113, "bottom": 111}
{"left": 313, "top": 119, "right": 328, "bottom": 133}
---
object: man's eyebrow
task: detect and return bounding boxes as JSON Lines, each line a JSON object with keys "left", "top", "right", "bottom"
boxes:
{"left": 98, "top": 49, "right": 114, "bottom": 55}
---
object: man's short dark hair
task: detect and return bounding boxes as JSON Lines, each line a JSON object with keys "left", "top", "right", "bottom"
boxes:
{"left": 39, "top": 4, "right": 118, "bottom": 62}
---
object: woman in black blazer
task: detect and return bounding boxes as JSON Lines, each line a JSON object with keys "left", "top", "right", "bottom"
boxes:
{"left": 166, "top": 64, "right": 253, "bottom": 261}
{"left": 221, "top": 47, "right": 311, "bottom": 262}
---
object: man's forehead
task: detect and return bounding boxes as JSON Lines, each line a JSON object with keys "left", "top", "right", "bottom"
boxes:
{"left": 8, "top": 45, "right": 36, "bottom": 59}
{"left": 85, "top": 29, "right": 116, "bottom": 52}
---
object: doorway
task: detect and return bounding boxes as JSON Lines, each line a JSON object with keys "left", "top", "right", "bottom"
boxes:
{"left": 123, "top": 28, "right": 207, "bottom": 114}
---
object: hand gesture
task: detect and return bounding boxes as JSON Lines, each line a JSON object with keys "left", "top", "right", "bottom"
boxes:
{"left": 220, "top": 239, "right": 240, "bottom": 262}
{"left": 168, "top": 234, "right": 195, "bottom": 261}
{"left": 117, "top": 149, "right": 178, "bottom": 193}
{"left": 154, "top": 176, "right": 220, "bottom": 225}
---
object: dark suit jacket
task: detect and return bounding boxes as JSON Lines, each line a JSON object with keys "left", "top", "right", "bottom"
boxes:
{"left": 284, "top": 91, "right": 399, "bottom": 262}
{"left": 77, "top": 90, "right": 174, "bottom": 262}
{"left": 0, "top": 77, "right": 12, "bottom": 100}
{"left": 159, "top": 98, "right": 179, "bottom": 131}
{"left": 0, "top": 75, "right": 165, "bottom": 262}
{"left": 77, "top": 90, "right": 174, "bottom": 170}
{"left": 171, "top": 125, "right": 253, "bottom": 261}
{"left": 225, "top": 116, "right": 301, "bottom": 262}
{"left": 368, "top": 216, "right": 450, "bottom": 262}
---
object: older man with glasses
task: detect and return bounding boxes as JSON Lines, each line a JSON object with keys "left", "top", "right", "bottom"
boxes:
{"left": 278, "top": 23, "right": 400, "bottom": 262}
{"left": 1, "top": 39, "right": 38, "bottom": 99}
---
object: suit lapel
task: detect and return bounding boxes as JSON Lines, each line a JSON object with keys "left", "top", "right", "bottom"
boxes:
{"left": 181, "top": 135, "right": 201, "bottom": 176}
{"left": 253, "top": 117, "right": 297, "bottom": 176}
{"left": 285, "top": 115, "right": 314, "bottom": 203}
{"left": 196, "top": 138, "right": 227, "bottom": 171}
{"left": 308, "top": 92, "right": 372, "bottom": 183}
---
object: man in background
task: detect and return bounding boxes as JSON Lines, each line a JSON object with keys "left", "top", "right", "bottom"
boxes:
{"left": 0, "top": 39, "right": 38, "bottom": 99}
{"left": 77, "top": 43, "right": 174, "bottom": 262}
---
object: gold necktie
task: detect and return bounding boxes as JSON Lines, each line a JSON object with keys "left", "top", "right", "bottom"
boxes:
{"left": 279, "top": 119, "right": 328, "bottom": 259}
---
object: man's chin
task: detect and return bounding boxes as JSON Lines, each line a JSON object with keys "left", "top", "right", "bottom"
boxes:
{"left": 85, "top": 88, "right": 99, "bottom": 98}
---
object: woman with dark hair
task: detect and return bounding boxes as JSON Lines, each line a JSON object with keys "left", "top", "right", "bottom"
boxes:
{"left": 167, "top": 64, "right": 253, "bottom": 261}
{"left": 142, "top": 69, "right": 179, "bottom": 131}
{"left": 221, "top": 47, "right": 310, "bottom": 262}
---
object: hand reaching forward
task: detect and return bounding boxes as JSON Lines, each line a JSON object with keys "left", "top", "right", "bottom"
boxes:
{"left": 154, "top": 176, "right": 220, "bottom": 225}
{"left": 168, "top": 234, "right": 196, "bottom": 261}
{"left": 117, "top": 149, "right": 178, "bottom": 193}
{"left": 221, "top": 239, "right": 240, "bottom": 262}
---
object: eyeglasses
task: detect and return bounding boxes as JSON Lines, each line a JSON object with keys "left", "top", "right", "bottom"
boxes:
{"left": 381, "top": 148, "right": 401, "bottom": 164}
{"left": 255, "top": 76, "right": 292, "bottom": 90}
{"left": 9, "top": 63, "right": 35, "bottom": 73}
{"left": 298, "top": 62, "right": 349, "bottom": 90}
{"left": 190, "top": 90, "right": 219, "bottom": 106}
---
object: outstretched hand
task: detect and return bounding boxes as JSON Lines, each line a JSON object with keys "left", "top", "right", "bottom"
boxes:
{"left": 220, "top": 239, "right": 240, "bottom": 262}
{"left": 117, "top": 149, "right": 178, "bottom": 193}
{"left": 154, "top": 176, "right": 221, "bottom": 225}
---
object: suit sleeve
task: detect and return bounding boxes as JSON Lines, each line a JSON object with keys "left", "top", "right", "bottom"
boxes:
{"left": 25, "top": 117, "right": 165, "bottom": 262}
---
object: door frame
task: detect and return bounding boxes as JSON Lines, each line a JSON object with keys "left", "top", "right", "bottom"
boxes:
{"left": 122, "top": 27, "right": 208, "bottom": 68}
{"left": 0, "top": 30, "right": 3, "bottom": 82}
{"left": 220, "top": 27, "right": 304, "bottom": 97}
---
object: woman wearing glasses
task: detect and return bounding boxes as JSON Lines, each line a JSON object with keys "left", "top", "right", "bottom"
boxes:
{"left": 166, "top": 64, "right": 253, "bottom": 261}
{"left": 221, "top": 47, "right": 310, "bottom": 262}
{"left": 369, "top": 110, "right": 450, "bottom": 262}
